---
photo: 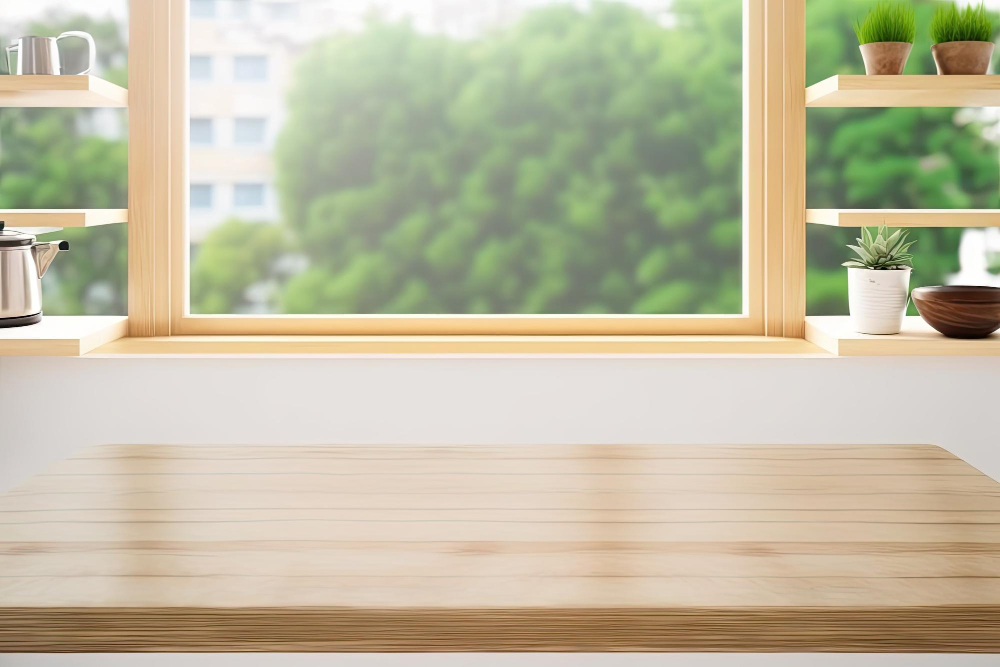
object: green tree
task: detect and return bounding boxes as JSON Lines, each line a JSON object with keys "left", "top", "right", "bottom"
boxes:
{"left": 271, "top": 1, "right": 744, "bottom": 315}
{"left": 191, "top": 219, "right": 289, "bottom": 314}
{"left": 15, "top": 1, "right": 986, "bottom": 318}
{"left": 0, "top": 12, "right": 128, "bottom": 315}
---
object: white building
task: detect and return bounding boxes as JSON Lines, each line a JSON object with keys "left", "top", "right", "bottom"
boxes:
{"left": 186, "top": 0, "right": 506, "bottom": 242}
{"left": 188, "top": 0, "right": 302, "bottom": 241}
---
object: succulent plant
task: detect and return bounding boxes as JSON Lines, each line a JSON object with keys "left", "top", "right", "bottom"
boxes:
{"left": 843, "top": 225, "right": 916, "bottom": 270}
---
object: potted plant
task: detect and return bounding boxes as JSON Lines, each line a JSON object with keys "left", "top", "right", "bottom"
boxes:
{"left": 843, "top": 225, "right": 916, "bottom": 335}
{"left": 930, "top": 2, "right": 994, "bottom": 74}
{"left": 854, "top": 2, "right": 916, "bottom": 75}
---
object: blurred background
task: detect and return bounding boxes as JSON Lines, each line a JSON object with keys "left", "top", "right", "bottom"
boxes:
{"left": 1, "top": 0, "right": 999, "bottom": 317}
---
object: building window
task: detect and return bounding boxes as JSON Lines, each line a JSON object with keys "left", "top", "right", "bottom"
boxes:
{"left": 267, "top": 2, "right": 299, "bottom": 20}
{"left": 190, "top": 0, "right": 217, "bottom": 19}
{"left": 191, "top": 184, "right": 214, "bottom": 209}
{"left": 231, "top": 0, "right": 251, "bottom": 19}
{"left": 190, "top": 55, "right": 213, "bottom": 81}
{"left": 234, "top": 118, "right": 267, "bottom": 146}
{"left": 233, "top": 55, "right": 269, "bottom": 82}
{"left": 190, "top": 118, "right": 214, "bottom": 146}
{"left": 234, "top": 183, "right": 266, "bottom": 208}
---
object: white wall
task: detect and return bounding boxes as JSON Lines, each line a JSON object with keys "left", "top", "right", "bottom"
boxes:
{"left": 2, "top": 355, "right": 999, "bottom": 666}
{"left": 2, "top": 355, "right": 999, "bottom": 489}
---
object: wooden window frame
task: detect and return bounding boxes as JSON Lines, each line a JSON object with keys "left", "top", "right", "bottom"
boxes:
{"left": 128, "top": 0, "right": 805, "bottom": 339}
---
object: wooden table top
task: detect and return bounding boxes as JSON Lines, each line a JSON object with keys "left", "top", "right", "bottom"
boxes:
{"left": 2, "top": 444, "right": 1000, "bottom": 652}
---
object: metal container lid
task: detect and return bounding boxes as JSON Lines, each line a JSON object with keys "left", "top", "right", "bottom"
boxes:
{"left": 0, "top": 221, "right": 36, "bottom": 248}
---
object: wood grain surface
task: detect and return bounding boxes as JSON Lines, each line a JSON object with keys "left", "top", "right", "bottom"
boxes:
{"left": 805, "top": 74, "right": 1000, "bottom": 107}
{"left": 806, "top": 316, "right": 1000, "bottom": 356}
{"left": 0, "top": 75, "right": 128, "bottom": 108}
{"left": 0, "top": 316, "right": 128, "bottom": 357}
{"left": 2, "top": 444, "right": 1000, "bottom": 652}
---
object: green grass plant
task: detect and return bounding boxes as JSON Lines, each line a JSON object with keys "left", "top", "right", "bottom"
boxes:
{"left": 854, "top": 2, "right": 916, "bottom": 45}
{"left": 930, "top": 2, "right": 993, "bottom": 44}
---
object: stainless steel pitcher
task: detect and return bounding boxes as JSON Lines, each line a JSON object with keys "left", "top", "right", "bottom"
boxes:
{"left": 6, "top": 32, "right": 96, "bottom": 75}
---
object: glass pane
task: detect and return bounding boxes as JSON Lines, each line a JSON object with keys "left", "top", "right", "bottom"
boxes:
{"left": 233, "top": 55, "right": 269, "bottom": 82}
{"left": 192, "top": 0, "right": 217, "bottom": 19}
{"left": 189, "top": 0, "right": 745, "bottom": 316}
{"left": 191, "top": 184, "right": 215, "bottom": 209}
{"left": 191, "top": 55, "right": 213, "bottom": 81}
{"left": 234, "top": 118, "right": 267, "bottom": 146}
{"left": 234, "top": 183, "right": 266, "bottom": 208}
{"left": 190, "top": 118, "right": 215, "bottom": 145}
{"left": 1, "top": 1, "right": 129, "bottom": 316}
{"left": 231, "top": 0, "right": 251, "bottom": 19}
{"left": 267, "top": 2, "right": 298, "bottom": 20}
{"left": 806, "top": 0, "right": 1000, "bottom": 316}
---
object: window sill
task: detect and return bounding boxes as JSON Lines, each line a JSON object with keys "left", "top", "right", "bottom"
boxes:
{"left": 85, "top": 335, "right": 826, "bottom": 358}
{"left": 9, "top": 321, "right": 997, "bottom": 358}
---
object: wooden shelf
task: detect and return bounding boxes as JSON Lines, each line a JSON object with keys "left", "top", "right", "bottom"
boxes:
{"left": 0, "top": 316, "right": 127, "bottom": 357}
{"left": 0, "top": 75, "right": 127, "bottom": 108}
{"left": 3, "top": 443, "right": 1000, "bottom": 652}
{"left": 0, "top": 209, "right": 127, "bottom": 228}
{"left": 807, "top": 209, "right": 1000, "bottom": 227}
{"left": 805, "top": 316, "right": 1000, "bottom": 356}
{"left": 806, "top": 75, "right": 1000, "bottom": 108}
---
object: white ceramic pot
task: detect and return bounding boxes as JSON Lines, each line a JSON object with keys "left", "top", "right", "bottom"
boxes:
{"left": 848, "top": 267, "right": 911, "bottom": 335}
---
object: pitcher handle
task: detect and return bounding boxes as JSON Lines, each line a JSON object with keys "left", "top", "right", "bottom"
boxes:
{"left": 5, "top": 42, "right": 18, "bottom": 75}
{"left": 56, "top": 31, "right": 96, "bottom": 75}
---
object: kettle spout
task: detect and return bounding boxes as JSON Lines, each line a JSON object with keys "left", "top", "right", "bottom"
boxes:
{"left": 32, "top": 240, "right": 70, "bottom": 279}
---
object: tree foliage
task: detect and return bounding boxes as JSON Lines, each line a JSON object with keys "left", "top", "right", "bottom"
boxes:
{"left": 191, "top": 219, "right": 289, "bottom": 314}
{"left": 259, "top": 0, "right": 997, "bottom": 316}
{"left": 1, "top": 2, "right": 998, "bottom": 318}
{"left": 272, "top": 1, "right": 743, "bottom": 315}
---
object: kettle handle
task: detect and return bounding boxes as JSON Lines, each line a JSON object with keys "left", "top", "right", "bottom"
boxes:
{"left": 56, "top": 31, "right": 96, "bottom": 76}
{"left": 5, "top": 42, "right": 17, "bottom": 76}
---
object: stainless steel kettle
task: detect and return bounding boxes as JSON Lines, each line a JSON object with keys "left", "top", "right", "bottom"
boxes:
{"left": 0, "top": 222, "right": 69, "bottom": 328}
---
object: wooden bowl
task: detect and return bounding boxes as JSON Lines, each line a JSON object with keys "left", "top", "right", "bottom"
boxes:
{"left": 911, "top": 286, "right": 1000, "bottom": 339}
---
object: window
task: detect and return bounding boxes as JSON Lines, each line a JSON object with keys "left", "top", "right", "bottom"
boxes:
{"left": 231, "top": 0, "right": 251, "bottom": 19}
{"left": 190, "top": 55, "right": 213, "bottom": 81}
{"left": 234, "top": 183, "right": 266, "bottom": 208}
{"left": 176, "top": 0, "right": 779, "bottom": 333}
{"left": 191, "top": 184, "right": 214, "bottom": 209}
{"left": 190, "top": 118, "right": 214, "bottom": 146}
{"left": 233, "top": 118, "right": 267, "bottom": 146}
{"left": 233, "top": 55, "right": 268, "bottom": 82}
{"left": 267, "top": 3, "right": 298, "bottom": 20}
{"left": 191, "top": 0, "right": 216, "bottom": 19}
